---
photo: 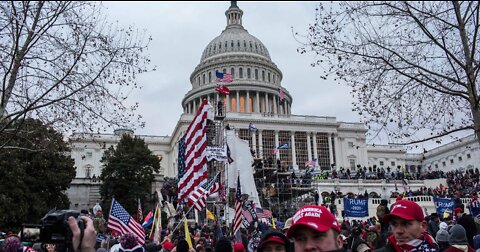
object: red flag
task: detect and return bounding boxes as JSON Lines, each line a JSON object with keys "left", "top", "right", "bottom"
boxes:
{"left": 177, "top": 99, "right": 212, "bottom": 202}
{"left": 215, "top": 85, "right": 230, "bottom": 95}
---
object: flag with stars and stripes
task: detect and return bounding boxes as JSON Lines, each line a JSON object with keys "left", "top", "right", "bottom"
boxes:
{"left": 232, "top": 175, "right": 243, "bottom": 237}
{"left": 187, "top": 173, "right": 221, "bottom": 211}
{"left": 107, "top": 198, "right": 145, "bottom": 245}
{"left": 177, "top": 99, "right": 212, "bottom": 203}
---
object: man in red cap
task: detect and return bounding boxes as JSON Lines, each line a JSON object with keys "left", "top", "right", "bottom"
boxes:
{"left": 378, "top": 200, "right": 438, "bottom": 252}
{"left": 286, "top": 205, "right": 344, "bottom": 252}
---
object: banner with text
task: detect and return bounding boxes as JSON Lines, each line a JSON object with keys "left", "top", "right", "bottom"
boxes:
{"left": 206, "top": 145, "right": 228, "bottom": 162}
{"left": 433, "top": 197, "right": 455, "bottom": 215}
{"left": 343, "top": 198, "right": 369, "bottom": 218}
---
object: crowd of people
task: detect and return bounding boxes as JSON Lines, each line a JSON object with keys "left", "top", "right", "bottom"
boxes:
{"left": 2, "top": 195, "right": 480, "bottom": 252}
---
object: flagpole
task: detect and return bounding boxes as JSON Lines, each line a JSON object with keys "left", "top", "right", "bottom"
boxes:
{"left": 172, "top": 171, "right": 221, "bottom": 234}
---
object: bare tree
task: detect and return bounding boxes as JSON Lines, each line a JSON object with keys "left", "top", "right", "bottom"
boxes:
{"left": 296, "top": 1, "right": 480, "bottom": 146}
{"left": 0, "top": 1, "right": 152, "bottom": 149}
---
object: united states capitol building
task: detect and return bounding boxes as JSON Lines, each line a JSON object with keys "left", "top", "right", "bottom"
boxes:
{"left": 67, "top": 2, "right": 479, "bottom": 218}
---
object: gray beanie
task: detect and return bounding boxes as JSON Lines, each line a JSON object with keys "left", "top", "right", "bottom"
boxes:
{"left": 436, "top": 229, "right": 449, "bottom": 242}
{"left": 449, "top": 224, "right": 468, "bottom": 245}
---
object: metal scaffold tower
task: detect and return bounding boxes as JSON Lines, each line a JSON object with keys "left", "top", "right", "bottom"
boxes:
{"left": 203, "top": 99, "right": 228, "bottom": 222}
{"left": 252, "top": 157, "right": 316, "bottom": 222}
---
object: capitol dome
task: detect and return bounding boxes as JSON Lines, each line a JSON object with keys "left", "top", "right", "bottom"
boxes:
{"left": 200, "top": 23, "right": 271, "bottom": 62}
{"left": 183, "top": 1, "right": 293, "bottom": 117}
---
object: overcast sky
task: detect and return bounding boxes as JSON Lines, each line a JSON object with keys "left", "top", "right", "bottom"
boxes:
{"left": 100, "top": 1, "right": 468, "bottom": 151}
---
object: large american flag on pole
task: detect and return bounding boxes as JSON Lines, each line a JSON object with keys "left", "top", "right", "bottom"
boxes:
{"left": 107, "top": 198, "right": 146, "bottom": 245}
{"left": 233, "top": 175, "right": 243, "bottom": 236}
{"left": 177, "top": 99, "right": 212, "bottom": 202}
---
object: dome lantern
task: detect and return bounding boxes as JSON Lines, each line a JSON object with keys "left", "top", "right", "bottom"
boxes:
{"left": 225, "top": 1, "right": 243, "bottom": 28}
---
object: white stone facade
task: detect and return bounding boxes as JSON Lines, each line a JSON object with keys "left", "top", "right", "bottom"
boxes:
{"left": 66, "top": 3, "right": 480, "bottom": 211}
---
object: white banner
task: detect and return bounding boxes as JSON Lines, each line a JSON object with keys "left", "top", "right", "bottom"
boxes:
{"left": 206, "top": 145, "right": 228, "bottom": 162}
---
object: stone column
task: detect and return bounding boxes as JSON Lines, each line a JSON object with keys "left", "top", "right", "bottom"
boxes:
{"left": 275, "top": 130, "right": 280, "bottom": 160}
{"left": 328, "top": 133, "right": 334, "bottom": 167}
{"left": 334, "top": 133, "right": 339, "bottom": 168}
{"left": 312, "top": 133, "right": 318, "bottom": 161}
{"left": 236, "top": 91, "right": 240, "bottom": 112}
{"left": 252, "top": 131, "right": 257, "bottom": 157}
{"left": 291, "top": 131, "right": 297, "bottom": 169}
{"left": 256, "top": 91, "right": 260, "bottom": 113}
{"left": 246, "top": 91, "right": 250, "bottom": 113}
{"left": 226, "top": 94, "right": 231, "bottom": 112}
{"left": 258, "top": 130, "right": 263, "bottom": 158}
{"left": 307, "top": 132, "right": 312, "bottom": 162}
{"left": 265, "top": 93, "right": 270, "bottom": 113}
{"left": 273, "top": 95, "right": 278, "bottom": 115}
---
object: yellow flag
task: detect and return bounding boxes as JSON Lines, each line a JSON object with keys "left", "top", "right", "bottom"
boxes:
{"left": 271, "top": 216, "right": 276, "bottom": 229}
{"left": 184, "top": 219, "right": 193, "bottom": 249}
{"left": 206, "top": 209, "right": 216, "bottom": 221}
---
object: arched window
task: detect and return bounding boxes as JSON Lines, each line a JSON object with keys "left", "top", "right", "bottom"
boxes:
{"left": 231, "top": 68, "right": 235, "bottom": 77}
{"left": 255, "top": 69, "right": 258, "bottom": 80}
{"left": 202, "top": 74, "right": 205, "bottom": 84}
{"left": 268, "top": 72, "right": 271, "bottom": 82}
{"left": 208, "top": 72, "right": 212, "bottom": 83}
{"left": 239, "top": 68, "right": 243, "bottom": 78}
{"left": 262, "top": 70, "right": 265, "bottom": 81}
{"left": 247, "top": 68, "right": 251, "bottom": 79}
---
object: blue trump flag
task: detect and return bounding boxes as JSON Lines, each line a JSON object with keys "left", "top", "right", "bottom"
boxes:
{"left": 433, "top": 197, "right": 455, "bottom": 215}
{"left": 343, "top": 198, "right": 369, "bottom": 217}
{"left": 468, "top": 200, "right": 480, "bottom": 217}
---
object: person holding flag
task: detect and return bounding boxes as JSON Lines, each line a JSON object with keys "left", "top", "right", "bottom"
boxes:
{"left": 107, "top": 198, "right": 146, "bottom": 245}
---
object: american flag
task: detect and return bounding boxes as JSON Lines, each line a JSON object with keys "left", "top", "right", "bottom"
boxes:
{"left": 305, "top": 159, "right": 318, "bottom": 167}
{"left": 256, "top": 208, "right": 273, "bottom": 219}
{"left": 233, "top": 175, "right": 243, "bottom": 236}
{"left": 107, "top": 198, "right": 145, "bottom": 245}
{"left": 177, "top": 99, "right": 212, "bottom": 202}
{"left": 215, "top": 70, "right": 233, "bottom": 83}
{"left": 187, "top": 174, "right": 221, "bottom": 211}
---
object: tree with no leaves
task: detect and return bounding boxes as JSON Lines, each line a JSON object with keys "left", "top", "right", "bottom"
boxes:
{"left": 0, "top": 1, "right": 152, "bottom": 150}
{"left": 297, "top": 1, "right": 480, "bottom": 146}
